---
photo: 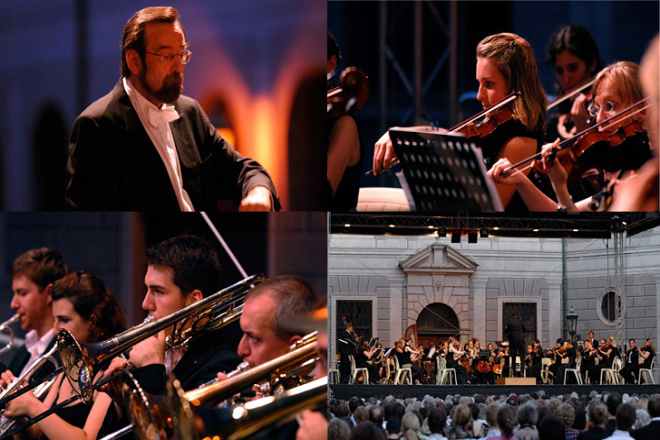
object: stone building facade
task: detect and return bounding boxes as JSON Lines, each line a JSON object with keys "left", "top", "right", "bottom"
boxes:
{"left": 329, "top": 228, "right": 660, "bottom": 379}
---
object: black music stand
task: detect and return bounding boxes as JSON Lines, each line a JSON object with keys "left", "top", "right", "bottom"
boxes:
{"left": 390, "top": 129, "right": 503, "bottom": 212}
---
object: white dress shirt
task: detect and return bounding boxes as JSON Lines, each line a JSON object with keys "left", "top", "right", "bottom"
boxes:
{"left": 18, "top": 328, "right": 55, "bottom": 377}
{"left": 123, "top": 77, "right": 194, "bottom": 212}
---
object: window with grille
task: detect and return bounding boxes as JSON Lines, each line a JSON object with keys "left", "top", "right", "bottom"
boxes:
{"left": 336, "top": 300, "right": 373, "bottom": 341}
{"left": 601, "top": 290, "right": 621, "bottom": 323}
{"left": 502, "top": 303, "right": 537, "bottom": 347}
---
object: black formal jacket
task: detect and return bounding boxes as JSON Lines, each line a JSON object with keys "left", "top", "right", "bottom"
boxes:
{"left": 131, "top": 328, "right": 242, "bottom": 394}
{"left": 632, "top": 420, "right": 660, "bottom": 440}
{"left": 66, "top": 80, "right": 280, "bottom": 211}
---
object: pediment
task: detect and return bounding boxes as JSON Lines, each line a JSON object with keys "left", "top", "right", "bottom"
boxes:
{"left": 399, "top": 244, "right": 477, "bottom": 275}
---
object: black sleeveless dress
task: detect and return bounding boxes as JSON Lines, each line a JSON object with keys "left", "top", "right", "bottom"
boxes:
{"left": 476, "top": 118, "right": 544, "bottom": 212}
{"left": 328, "top": 114, "right": 362, "bottom": 212}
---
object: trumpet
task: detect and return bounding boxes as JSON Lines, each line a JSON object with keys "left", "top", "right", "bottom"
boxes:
{"left": 0, "top": 315, "right": 19, "bottom": 357}
{"left": 0, "top": 344, "right": 60, "bottom": 434}
{"left": 58, "top": 274, "right": 263, "bottom": 404}
{"left": 0, "top": 343, "right": 60, "bottom": 409}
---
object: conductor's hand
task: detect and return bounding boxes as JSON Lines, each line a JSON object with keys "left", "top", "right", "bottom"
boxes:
{"left": 239, "top": 186, "right": 272, "bottom": 212}
{"left": 373, "top": 130, "right": 396, "bottom": 176}
{"left": 487, "top": 158, "right": 526, "bottom": 186}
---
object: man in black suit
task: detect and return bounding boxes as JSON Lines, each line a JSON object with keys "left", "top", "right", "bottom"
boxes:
{"left": 66, "top": 6, "right": 279, "bottom": 211}
{"left": 632, "top": 394, "right": 660, "bottom": 440}
{"left": 505, "top": 311, "right": 527, "bottom": 377}
{"left": 620, "top": 339, "right": 641, "bottom": 384}
{"left": 0, "top": 248, "right": 67, "bottom": 387}
{"left": 337, "top": 320, "right": 356, "bottom": 384}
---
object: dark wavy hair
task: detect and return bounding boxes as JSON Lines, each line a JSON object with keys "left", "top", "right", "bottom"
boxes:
{"left": 11, "top": 247, "right": 68, "bottom": 291}
{"left": 121, "top": 6, "right": 186, "bottom": 78}
{"left": 146, "top": 235, "right": 221, "bottom": 297}
{"left": 51, "top": 271, "right": 126, "bottom": 343}
{"left": 546, "top": 25, "right": 602, "bottom": 87}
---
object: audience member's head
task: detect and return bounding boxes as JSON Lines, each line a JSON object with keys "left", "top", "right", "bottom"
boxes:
{"left": 427, "top": 407, "right": 447, "bottom": 435}
{"left": 351, "top": 421, "right": 386, "bottom": 440}
{"left": 385, "top": 417, "right": 402, "bottom": 439}
{"left": 517, "top": 401, "right": 539, "bottom": 427}
{"left": 486, "top": 402, "right": 502, "bottom": 430}
{"left": 587, "top": 400, "right": 608, "bottom": 428}
{"left": 556, "top": 403, "right": 576, "bottom": 429}
{"left": 369, "top": 404, "right": 385, "bottom": 427}
{"left": 328, "top": 417, "right": 352, "bottom": 440}
{"left": 497, "top": 405, "right": 516, "bottom": 438}
{"left": 349, "top": 396, "right": 363, "bottom": 414}
{"left": 647, "top": 394, "right": 660, "bottom": 418}
{"left": 615, "top": 403, "right": 636, "bottom": 432}
{"left": 538, "top": 415, "right": 566, "bottom": 440}
{"left": 401, "top": 412, "right": 421, "bottom": 440}
{"left": 606, "top": 392, "right": 622, "bottom": 418}
{"left": 354, "top": 405, "right": 369, "bottom": 424}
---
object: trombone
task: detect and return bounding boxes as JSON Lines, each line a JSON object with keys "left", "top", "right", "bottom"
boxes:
{"left": 58, "top": 274, "right": 263, "bottom": 404}
{"left": 0, "top": 315, "right": 19, "bottom": 357}
{"left": 121, "top": 332, "right": 319, "bottom": 440}
{"left": 0, "top": 275, "right": 262, "bottom": 439}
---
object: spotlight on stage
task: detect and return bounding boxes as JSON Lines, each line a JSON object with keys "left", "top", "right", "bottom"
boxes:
{"left": 451, "top": 230, "right": 461, "bottom": 243}
{"left": 468, "top": 230, "right": 478, "bottom": 243}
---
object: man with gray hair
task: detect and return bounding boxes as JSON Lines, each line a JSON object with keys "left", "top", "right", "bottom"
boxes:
{"left": 237, "top": 274, "right": 316, "bottom": 367}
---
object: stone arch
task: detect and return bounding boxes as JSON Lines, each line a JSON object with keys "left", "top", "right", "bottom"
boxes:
{"left": 416, "top": 302, "right": 460, "bottom": 347}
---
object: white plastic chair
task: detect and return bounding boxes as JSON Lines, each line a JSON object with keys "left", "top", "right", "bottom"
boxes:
{"left": 564, "top": 356, "right": 583, "bottom": 385}
{"left": 638, "top": 357, "right": 655, "bottom": 384}
{"left": 436, "top": 356, "right": 457, "bottom": 384}
{"left": 392, "top": 356, "right": 412, "bottom": 384}
{"left": 541, "top": 358, "right": 552, "bottom": 384}
{"left": 349, "top": 355, "right": 369, "bottom": 384}
{"left": 601, "top": 357, "right": 622, "bottom": 385}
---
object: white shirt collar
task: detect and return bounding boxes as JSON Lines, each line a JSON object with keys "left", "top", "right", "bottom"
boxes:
{"left": 24, "top": 328, "right": 54, "bottom": 358}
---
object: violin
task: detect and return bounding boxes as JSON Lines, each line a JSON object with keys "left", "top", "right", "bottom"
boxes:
{"left": 327, "top": 67, "right": 369, "bottom": 119}
{"left": 504, "top": 98, "right": 650, "bottom": 182}
{"left": 366, "top": 92, "right": 520, "bottom": 175}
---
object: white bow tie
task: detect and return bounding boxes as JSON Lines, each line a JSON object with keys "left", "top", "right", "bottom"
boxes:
{"left": 148, "top": 105, "right": 180, "bottom": 128}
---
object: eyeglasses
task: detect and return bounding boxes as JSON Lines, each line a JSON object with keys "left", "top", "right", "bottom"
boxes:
{"left": 588, "top": 101, "right": 618, "bottom": 118}
{"left": 143, "top": 49, "right": 192, "bottom": 64}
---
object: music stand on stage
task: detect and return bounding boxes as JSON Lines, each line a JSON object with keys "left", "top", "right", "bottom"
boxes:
{"left": 390, "top": 129, "right": 503, "bottom": 212}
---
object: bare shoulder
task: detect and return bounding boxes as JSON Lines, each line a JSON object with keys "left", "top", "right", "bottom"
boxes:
{"left": 498, "top": 136, "right": 537, "bottom": 163}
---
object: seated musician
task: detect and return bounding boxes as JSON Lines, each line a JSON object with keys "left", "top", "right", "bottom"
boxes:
{"left": 398, "top": 338, "right": 422, "bottom": 384}
{"left": 608, "top": 35, "right": 659, "bottom": 211}
{"left": 446, "top": 337, "right": 468, "bottom": 384}
{"left": 1, "top": 248, "right": 68, "bottom": 385}
{"left": 581, "top": 339, "right": 598, "bottom": 384}
{"left": 526, "top": 340, "right": 543, "bottom": 384}
{"left": 620, "top": 338, "right": 641, "bottom": 384}
{"left": 2, "top": 272, "right": 126, "bottom": 439}
{"left": 354, "top": 337, "right": 379, "bottom": 384}
{"left": 489, "top": 61, "right": 652, "bottom": 212}
{"left": 105, "top": 235, "right": 243, "bottom": 393}
{"left": 327, "top": 31, "right": 362, "bottom": 212}
{"left": 545, "top": 24, "right": 602, "bottom": 141}
{"left": 546, "top": 338, "right": 563, "bottom": 382}
{"left": 639, "top": 338, "right": 656, "bottom": 375}
{"left": 554, "top": 339, "right": 577, "bottom": 384}
{"left": 372, "top": 32, "right": 546, "bottom": 211}
{"left": 588, "top": 337, "right": 618, "bottom": 382}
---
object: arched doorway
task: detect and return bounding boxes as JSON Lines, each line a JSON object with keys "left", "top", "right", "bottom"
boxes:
{"left": 416, "top": 302, "right": 460, "bottom": 348}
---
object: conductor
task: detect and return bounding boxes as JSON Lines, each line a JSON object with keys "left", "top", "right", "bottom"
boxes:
{"left": 505, "top": 311, "right": 527, "bottom": 376}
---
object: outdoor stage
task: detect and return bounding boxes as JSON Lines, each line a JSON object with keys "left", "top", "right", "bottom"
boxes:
{"left": 330, "top": 384, "right": 660, "bottom": 401}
